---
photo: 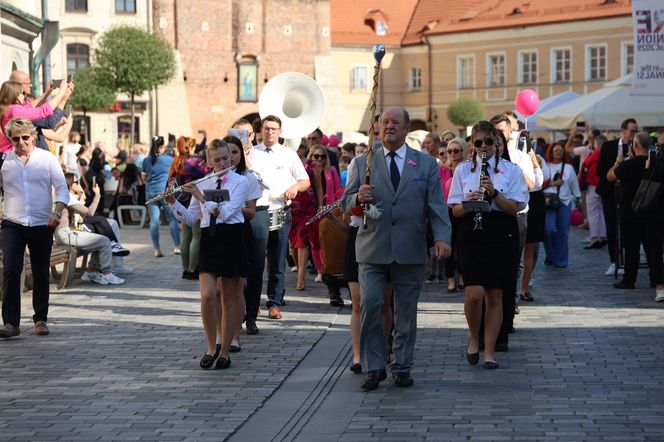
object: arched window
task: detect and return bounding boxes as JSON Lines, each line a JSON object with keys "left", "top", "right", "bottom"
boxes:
{"left": 67, "top": 43, "right": 89, "bottom": 77}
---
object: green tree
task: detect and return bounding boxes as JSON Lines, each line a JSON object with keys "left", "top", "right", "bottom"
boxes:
{"left": 94, "top": 26, "right": 176, "bottom": 142}
{"left": 447, "top": 96, "right": 484, "bottom": 129}
{"left": 68, "top": 66, "right": 116, "bottom": 142}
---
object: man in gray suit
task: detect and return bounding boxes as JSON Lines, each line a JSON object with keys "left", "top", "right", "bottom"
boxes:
{"left": 342, "top": 107, "right": 452, "bottom": 391}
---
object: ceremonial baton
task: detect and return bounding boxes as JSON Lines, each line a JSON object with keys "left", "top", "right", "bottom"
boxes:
{"left": 363, "top": 44, "right": 386, "bottom": 229}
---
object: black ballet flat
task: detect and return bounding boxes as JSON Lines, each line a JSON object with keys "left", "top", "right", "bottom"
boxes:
{"left": 230, "top": 344, "right": 241, "bottom": 353}
{"left": 457, "top": 284, "right": 464, "bottom": 290}
{"left": 200, "top": 353, "right": 217, "bottom": 369}
{"left": 215, "top": 356, "right": 231, "bottom": 369}
{"left": 484, "top": 360, "right": 499, "bottom": 370}
{"left": 466, "top": 340, "right": 479, "bottom": 366}
{"left": 447, "top": 286, "right": 458, "bottom": 293}
{"left": 349, "top": 363, "right": 362, "bottom": 374}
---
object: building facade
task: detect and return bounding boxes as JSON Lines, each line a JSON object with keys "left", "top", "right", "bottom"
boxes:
{"left": 331, "top": 0, "right": 633, "bottom": 136}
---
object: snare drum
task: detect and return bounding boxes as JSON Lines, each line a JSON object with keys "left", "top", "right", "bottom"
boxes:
{"left": 268, "top": 207, "right": 286, "bottom": 231}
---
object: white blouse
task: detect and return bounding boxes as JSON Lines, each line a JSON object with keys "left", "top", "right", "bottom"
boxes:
{"left": 170, "top": 170, "right": 248, "bottom": 227}
{"left": 543, "top": 163, "right": 581, "bottom": 206}
{"left": 447, "top": 157, "right": 529, "bottom": 213}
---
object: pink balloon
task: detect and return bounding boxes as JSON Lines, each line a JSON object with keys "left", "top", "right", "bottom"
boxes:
{"left": 514, "top": 89, "right": 540, "bottom": 117}
{"left": 570, "top": 208, "right": 585, "bottom": 226}
{"left": 328, "top": 135, "right": 340, "bottom": 147}
{"left": 321, "top": 135, "right": 329, "bottom": 146}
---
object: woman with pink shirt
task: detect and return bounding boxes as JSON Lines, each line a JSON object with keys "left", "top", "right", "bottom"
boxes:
{"left": 0, "top": 80, "right": 71, "bottom": 153}
{"left": 306, "top": 145, "right": 341, "bottom": 283}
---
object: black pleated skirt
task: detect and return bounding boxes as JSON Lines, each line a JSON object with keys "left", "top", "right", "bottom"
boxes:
{"left": 198, "top": 223, "right": 250, "bottom": 277}
{"left": 526, "top": 190, "right": 546, "bottom": 243}
{"left": 458, "top": 211, "right": 518, "bottom": 289}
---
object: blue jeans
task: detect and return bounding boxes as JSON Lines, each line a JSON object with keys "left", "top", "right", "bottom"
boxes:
{"left": 146, "top": 193, "right": 181, "bottom": 250}
{"left": 544, "top": 201, "right": 572, "bottom": 266}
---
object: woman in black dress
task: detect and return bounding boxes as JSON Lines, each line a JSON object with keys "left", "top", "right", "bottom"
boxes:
{"left": 447, "top": 121, "right": 528, "bottom": 369}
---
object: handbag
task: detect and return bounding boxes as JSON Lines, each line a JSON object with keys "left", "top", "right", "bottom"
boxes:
{"left": 632, "top": 158, "right": 663, "bottom": 217}
{"left": 544, "top": 192, "right": 560, "bottom": 209}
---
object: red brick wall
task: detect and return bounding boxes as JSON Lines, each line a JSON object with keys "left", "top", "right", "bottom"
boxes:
{"left": 153, "top": 0, "right": 330, "bottom": 137}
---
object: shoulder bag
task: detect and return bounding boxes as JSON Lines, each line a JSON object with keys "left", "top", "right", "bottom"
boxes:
{"left": 632, "top": 157, "right": 663, "bottom": 217}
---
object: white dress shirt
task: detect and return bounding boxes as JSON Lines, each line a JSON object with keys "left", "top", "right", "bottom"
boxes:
{"left": 246, "top": 147, "right": 270, "bottom": 207}
{"left": 383, "top": 144, "right": 407, "bottom": 176}
{"left": 0, "top": 148, "right": 69, "bottom": 226}
{"left": 507, "top": 146, "right": 536, "bottom": 214}
{"left": 254, "top": 142, "right": 308, "bottom": 207}
{"left": 447, "top": 156, "right": 529, "bottom": 213}
{"left": 243, "top": 170, "right": 262, "bottom": 204}
{"left": 170, "top": 170, "right": 248, "bottom": 227}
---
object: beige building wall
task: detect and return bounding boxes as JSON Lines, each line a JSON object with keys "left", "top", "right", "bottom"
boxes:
{"left": 333, "top": 16, "right": 633, "bottom": 136}
{"left": 47, "top": 0, "right": 153, "bottom": 152}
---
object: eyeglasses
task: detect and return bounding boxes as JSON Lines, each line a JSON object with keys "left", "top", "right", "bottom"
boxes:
{"left": 312, "top": 154, "right": 327, "bottom": 160}
{"left": 447, "top": 148, "right": 461, "bottom": 154}
{"left": 263, "top": 126, "right": 280, "bottom": 132}
{"left": 307, "top": 136, "right": 320, "bottom": 141}
{"left": 10, "top": 134, "right": 31, "bottom": 143}
{"left": 473, "top": 138, "right": 494, "bottom": 148}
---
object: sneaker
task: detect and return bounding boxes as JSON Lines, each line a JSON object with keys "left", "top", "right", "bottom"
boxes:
{"left": 617, "top": 268, "right": 625, "bottom": 275}
{"left": 315, "top": 273, "right": 323, "bottom": 283}
{"left": 112, "top": 264, "right": 134, "bottom": 275}
{"left": 604, "top": 263, "right": 616, "bottom": 276}
{"left": 173, "top": 248, "right": 181, "bottom": 255}
{"left": 290, "top": 266, "right": 298, "bottom": 273}
{"left": 0, "top": 324, "right": 20, "bottom": 339}
{"left": 34, "top": 321, "right": 49, "bottom": 336}
{"left": 100, "top": 273, "right": 125, "bottom": 285}
{"left": 81, "top": 271, "right": 103, "bottom": 283}
{"left": 111, "top": 244, "right": 130, "bottom": 256}
{"left": 514, "top": 304, "right": 520, "bottom": 314}
{"left": 655, "top": 289, "right": 664, "bottom": 302}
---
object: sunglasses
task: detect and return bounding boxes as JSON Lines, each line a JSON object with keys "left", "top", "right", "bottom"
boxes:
{"left": 10, "top": 134, "right": 31, "bottom": 143}
{"left": 447, "top": 148, "right": 461, "bottom": 154}
{"left": 312, "top": 154, "right": 327, "bottom": 160}
{"left": 473, "top": 137, "right": 494, "bottom": 148}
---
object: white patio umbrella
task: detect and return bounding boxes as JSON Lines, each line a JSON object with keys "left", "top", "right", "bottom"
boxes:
{"left": 536, "top": 74, "right": 664, "bottom": 129}
{"left": 514, "top": 91, "right": 580, "bottom": 132}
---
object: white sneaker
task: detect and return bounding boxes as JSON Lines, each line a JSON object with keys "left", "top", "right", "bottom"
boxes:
{"left": 112, "top": 264, "right": 134, "bottom": 275}
{"left": 100, "top": 273, "right": 125, "bottom": 285}
{"left": 315, "top": 273, "right": 323, "bottom": 283}
{"left": 173, "top": 248, "right": 181, "bottom": 255}
{"left": 655, "top": 289, "right": 664, "bottom": 302}
{"left": 81, "top": 271, "right": 103, "bottom": 283}
{"left": 111, "top": 243, "right": 130, "bottom": 256}
{"left": 290, "top": 266, "right": 298, "bottom": 273}
{"left": 604, "top": 263, "right": 616, "bottom": 276}
{"left": 582, "top": 236, "right": 592, "bottom": 244}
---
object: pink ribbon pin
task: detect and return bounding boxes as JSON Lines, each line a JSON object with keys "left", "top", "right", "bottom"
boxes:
{"left": 407, "top": 159, "right": 417, "bottom": 166}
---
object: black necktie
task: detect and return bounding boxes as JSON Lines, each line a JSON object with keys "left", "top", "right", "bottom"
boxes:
{"left": 209, "top": 178, "right": 222, "bottom": 236}
{"left": 388, "top": 152, "right": 400, "bottom": 191}
{"left": 265, "top": 146, "right": 272, "bottom": 154}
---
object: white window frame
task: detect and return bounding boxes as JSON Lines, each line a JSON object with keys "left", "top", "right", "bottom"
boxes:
{"left": 486, "top": 52, "right": 506, "bottom": 88}
{"left": 585, "top": 44, "right": 608, "bottom": 82}
{"left": 518, "top": 49, "right": 538, "bottom": 85}
{"left": 621, "top": 41, "right": 634, "bottom": 76}
{"left": 550, "top": 47, "right": 572, "bottom": 84}
{"left": 456, "top": 54, "right": 475, "bottom": 90}
{"left": 350, "top": 65, "right": 369, "bottom": 92}
{"left": 408, "top": 67, "right": 422, "bottom": 91}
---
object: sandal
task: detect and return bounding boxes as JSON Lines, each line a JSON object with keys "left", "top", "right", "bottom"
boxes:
{"left": 519, "top": 292, "right": 534, "bottom": 302}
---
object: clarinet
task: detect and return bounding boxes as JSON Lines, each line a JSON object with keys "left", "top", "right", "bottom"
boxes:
{"left": 472, "top": 152, "right": 489, "bottom": 232}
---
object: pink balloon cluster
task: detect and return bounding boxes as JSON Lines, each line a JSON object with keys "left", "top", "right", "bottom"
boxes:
{"left": 514, "top": 89, "right": 540, "bottom": 117}
{"left": 321, "top": 134, "right": 339, "bottom": 147}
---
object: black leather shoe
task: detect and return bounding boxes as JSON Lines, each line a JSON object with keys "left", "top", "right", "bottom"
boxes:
{"left": 484, "top": 360, "right": 499, "bottom": 369}
{"left": 349, "top": 363, "right": 362, "bottom": 374}
{"left": 613, "top": 280, "right": 635, "bottom": 289}
{"left": 215, "top": 356, "right": 231, "bottom": 369}
{"left": 466, "top": 340, "right": 479, "bottom": 365}
{"left": 360, "top": 369, "right": 386, "bottom": 391}
{"left": 245, "top": 319, "right": 259, "bottom": 335}
{"left": 393, "top": 372, "right": 414, "bottom": 387}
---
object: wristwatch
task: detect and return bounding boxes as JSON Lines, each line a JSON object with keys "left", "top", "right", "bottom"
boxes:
{"left": 492, "top": 189, "right": 499, "bottom": 198}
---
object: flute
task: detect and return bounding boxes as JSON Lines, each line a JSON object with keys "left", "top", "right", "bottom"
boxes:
{"left": 145, "top": 166, "right": 235, "bottom": 205}
{"left": 305, "top": 200, "right": 341, "bottom": 226}
{"left": 472, "top": 152, "right": 489, "bottom": 232}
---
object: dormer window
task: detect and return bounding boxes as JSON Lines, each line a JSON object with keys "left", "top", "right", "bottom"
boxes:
{"left": 364, "top": 10, "right": 388, "bottom": 36}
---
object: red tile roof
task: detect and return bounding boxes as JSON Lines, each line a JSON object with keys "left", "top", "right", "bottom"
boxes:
{"left": 402, "top": 0, "right": 632, "bottom": 45}
{"left": 330, "top": 0, "right": 419, "bottom": 46}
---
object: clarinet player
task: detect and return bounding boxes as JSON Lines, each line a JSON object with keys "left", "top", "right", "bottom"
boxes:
{"left": 447, "top": 121, "right": 528, "bottom": 369}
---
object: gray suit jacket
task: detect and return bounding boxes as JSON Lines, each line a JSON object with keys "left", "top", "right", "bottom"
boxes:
{"left": 341, "top": 145, "right": 451, "bottom": 265}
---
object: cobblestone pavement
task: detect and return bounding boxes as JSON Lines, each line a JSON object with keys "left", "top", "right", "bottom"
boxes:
{"left": 0, "top": 226, "right": 662, "bottom": 441}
